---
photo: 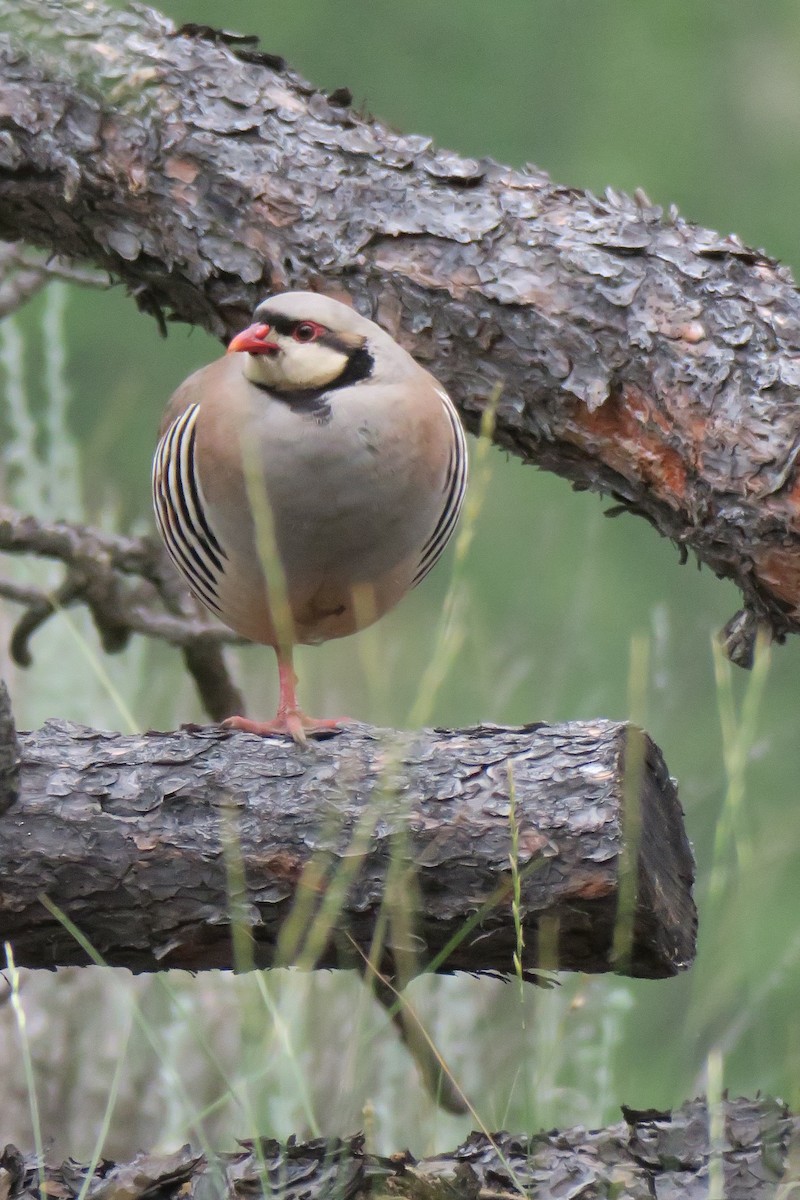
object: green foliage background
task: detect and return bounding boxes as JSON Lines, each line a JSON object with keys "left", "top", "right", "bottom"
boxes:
{"left": 3, "top": 0, "right": 800, "bottom": 1160}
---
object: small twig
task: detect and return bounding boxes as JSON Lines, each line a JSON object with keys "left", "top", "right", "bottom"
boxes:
{"left": 181, "top": 639, "right": 246, "bottom": 722}
{"left": 0, "top": 505, "right": 164, "bottom": 582}
{"left": 370, "top": 972, "right": 469, "bottom": 1116}
{"left": 9, "top": 572, "right": 85, "bottom": 667}
{"left": 0, "top": 579, "right": 45, "bottom": 607}
{"left": 0, "top": 241, "right": 109, "bottom": 318}
{"left": 124, "top": 606, "right": 242, "bottom": 646}
{"left": 0, "top": 504, "right": 245, "bottom": 720}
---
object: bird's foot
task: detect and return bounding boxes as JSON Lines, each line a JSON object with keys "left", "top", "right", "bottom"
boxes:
{"left": 222, "top": 710, "right": 349, "bottom": 746}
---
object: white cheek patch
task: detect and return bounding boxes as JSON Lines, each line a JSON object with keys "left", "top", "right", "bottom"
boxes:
{"left": 244, "top": 341, "right": 349, "bottom": 391}
{"left": 284, "top": 343, "right": 349, "bottom": 389}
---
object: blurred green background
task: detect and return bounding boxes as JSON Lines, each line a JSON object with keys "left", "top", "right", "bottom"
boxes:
{"left": 3, "top": 0, "right": 800, "bottom": 1161}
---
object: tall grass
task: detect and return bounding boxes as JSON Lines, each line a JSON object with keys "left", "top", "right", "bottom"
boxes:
{"left": 0, "top": 287, "right": 144, "bottom": 732}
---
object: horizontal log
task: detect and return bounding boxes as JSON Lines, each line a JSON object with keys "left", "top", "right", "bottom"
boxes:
{"left": 0, "top": 718, "right": 695, "bottom": 979}
{"left": 0, "top": 1097, "right": 790, "bottom": 1199}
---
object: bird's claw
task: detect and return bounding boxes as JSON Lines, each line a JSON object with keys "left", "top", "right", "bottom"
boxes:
{"left": 221, "top": 711, "right": 349, "bottom": 746}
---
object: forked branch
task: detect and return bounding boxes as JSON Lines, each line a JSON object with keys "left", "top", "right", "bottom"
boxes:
{"left": 0, "top": 504, "right": 244, "bottom": 720}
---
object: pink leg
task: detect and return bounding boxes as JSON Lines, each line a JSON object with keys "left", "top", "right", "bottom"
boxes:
{"left": 222, "top": 650, "right": 348, "bottom": 745}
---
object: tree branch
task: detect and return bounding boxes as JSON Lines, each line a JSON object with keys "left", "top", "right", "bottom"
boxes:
{"left": 0, "top": 718, "right": 695, "bottom": 980}
{"left": 0, "top": 1097, "right": 791, "bottom": 1198}
{"left": 3, "top": 1, "right": 800, "bottom": 663}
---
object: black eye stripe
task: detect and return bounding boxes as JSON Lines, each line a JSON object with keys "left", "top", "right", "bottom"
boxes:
{"left": 255, "top": 311, "right": 296, "bottom": 337}
{"left": 319, "top": 331, "right": 354, "bottom": 353}
{"left": 254, "top": 310, "right": 361, "bottom": 357}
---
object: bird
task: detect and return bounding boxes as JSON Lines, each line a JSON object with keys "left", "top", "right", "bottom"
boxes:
{"left": 152, "top": 291, "right": 468, "bottom": 743}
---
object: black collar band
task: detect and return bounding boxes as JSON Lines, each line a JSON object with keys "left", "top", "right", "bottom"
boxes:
{"left": 250, "top": 346, "right": 375, "bottom": 409}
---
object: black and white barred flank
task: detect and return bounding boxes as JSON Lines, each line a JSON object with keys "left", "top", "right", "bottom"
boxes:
{"left": 412, "top": 389, "right": 469, "bottom": 587}
{"left": 152, "top": 403, "right": 227, "bottom": 615}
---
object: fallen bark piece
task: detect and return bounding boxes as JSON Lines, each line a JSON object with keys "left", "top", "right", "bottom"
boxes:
{"left": 0, "top": 1097, "right": 792, "bottom": 1199}
{"left": 0, "top": 718, "right": 695, "bottom": 979}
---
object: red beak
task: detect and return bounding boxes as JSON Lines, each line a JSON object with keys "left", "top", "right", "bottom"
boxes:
{"left": 227, "top": 322, "right": 280, "bottom": 355}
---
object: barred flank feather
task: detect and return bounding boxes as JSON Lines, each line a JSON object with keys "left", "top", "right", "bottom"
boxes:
{"left": 152, "top": 403, "right": 227, "bottom": 615}
{"left": 412, "top": 391, "right": 468, "bottom": 586}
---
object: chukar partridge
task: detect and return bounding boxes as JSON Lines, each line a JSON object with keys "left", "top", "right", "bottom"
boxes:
{"left": 152, "top": 292, "right": 468, "bottom": 743}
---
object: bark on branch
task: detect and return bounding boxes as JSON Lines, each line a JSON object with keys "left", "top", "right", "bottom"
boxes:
{"left": 0, "top": 718, "right": 695, "bottom": 980}
{"left": 3, "top": 1, "right": 800, "bottom": 664}
{"left": 0, "top": 1097, "right": 792, "bottom": 1199}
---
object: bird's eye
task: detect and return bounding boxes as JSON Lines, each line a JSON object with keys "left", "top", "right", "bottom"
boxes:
{"left": 293, "top": 322, "right": 320, "bottom": 343}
